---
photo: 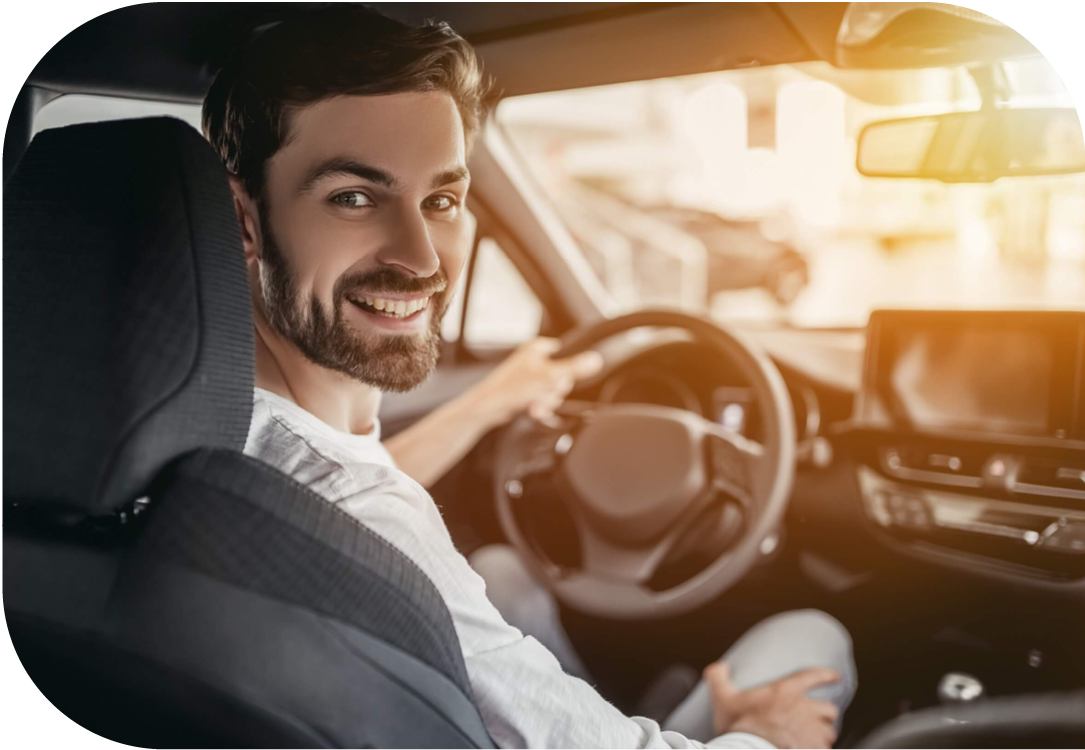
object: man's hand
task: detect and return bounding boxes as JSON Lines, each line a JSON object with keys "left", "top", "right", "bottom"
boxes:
{"left": 385, "top": 337, "right": 602, "bottom": 489}
{"left": 705, "top": 663, "right": 841, "bottom": 749}
{"left": 474, "top": 337, "right": 604, "bottom": 426}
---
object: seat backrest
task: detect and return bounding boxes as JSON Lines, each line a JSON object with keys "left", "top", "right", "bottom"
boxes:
{"left": 3, "top": 117, "right": 493, "bottom": 748}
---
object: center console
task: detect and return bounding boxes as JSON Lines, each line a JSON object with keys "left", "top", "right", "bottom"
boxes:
{"left": 846, "top": 310, "right": 1085, "bottom": 581}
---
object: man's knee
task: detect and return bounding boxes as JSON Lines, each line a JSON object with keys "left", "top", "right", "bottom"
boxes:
{"left": 727, "top": 608, "right": 857, "bottom": 708}
{"left": 756, "top": 609, "right": 853, "bottom": 661}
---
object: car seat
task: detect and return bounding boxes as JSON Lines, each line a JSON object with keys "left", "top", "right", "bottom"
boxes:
{"left": 3, "top": 117, "right": 494, "bottom": 749}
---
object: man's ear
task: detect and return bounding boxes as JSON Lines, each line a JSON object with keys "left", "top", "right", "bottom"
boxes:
{"left": 226, "top": 173, "right": 262, "bottom": 265}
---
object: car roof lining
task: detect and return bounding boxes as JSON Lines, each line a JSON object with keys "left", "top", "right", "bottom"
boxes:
{"left": 25, "top": 2, "right": 840, "bottom": 104}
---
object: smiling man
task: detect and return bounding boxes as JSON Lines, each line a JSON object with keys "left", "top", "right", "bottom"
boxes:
{"left": 217, "top": 86, "right": 471, "bottom": 427}
{"left": 203, "top": 5, "right": 855, "bottom": 749}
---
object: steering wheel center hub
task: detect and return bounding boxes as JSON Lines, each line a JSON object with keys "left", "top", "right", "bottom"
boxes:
{"left": 562, "top": 405, "right": 706, "bottom": 543}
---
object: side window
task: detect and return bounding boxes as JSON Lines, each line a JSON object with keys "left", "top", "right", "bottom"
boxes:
{"left": 32, "top": 94, "right": 203, "bottom": 136}
{"left": 441, "top": 236, "right": 543, "bottom": 350}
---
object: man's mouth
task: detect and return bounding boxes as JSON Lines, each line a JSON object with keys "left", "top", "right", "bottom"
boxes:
{"left": 347, "top": 293, "right": 432, "bottom": 319}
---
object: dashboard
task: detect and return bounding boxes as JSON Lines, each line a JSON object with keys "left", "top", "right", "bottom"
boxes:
{"left": 846, "top": 310, "right": 1085, "bottom": 584}
{"left": 582, "top": 310, "right": 1085, "bottom": 591}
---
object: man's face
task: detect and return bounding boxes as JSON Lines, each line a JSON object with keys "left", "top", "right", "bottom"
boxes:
{"left": 254, "top": 92, "right": 472, "bottom": 392}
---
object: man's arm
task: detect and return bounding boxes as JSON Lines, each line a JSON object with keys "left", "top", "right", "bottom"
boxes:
{"left": 385, "top": 338, "right": 603, "bottom": 487}
{"left": 383, "top": 383, "right": 499, "bottom": 488}
{"left": 466, "top": 636, "right": 780, "bottom": 749}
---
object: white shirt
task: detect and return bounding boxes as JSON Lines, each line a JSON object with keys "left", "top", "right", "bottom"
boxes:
{"left": 244, "top": 387, "right": 773, "bottom": 749}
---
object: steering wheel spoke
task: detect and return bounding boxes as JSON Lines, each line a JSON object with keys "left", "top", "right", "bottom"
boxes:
{"left": 703, "top": 420, "right": 766, "bottom": 507}
{"left": 501, "top": 413, "right": 583, "bottom": 481}
{"left": 568, "top": 466, "right": 746, "bottom": 587}
{"left": 575, "top": 522, "right": 671, "bottom": 584}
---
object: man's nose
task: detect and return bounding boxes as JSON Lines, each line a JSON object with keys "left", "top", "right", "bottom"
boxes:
{"left": 376, "top": 205, "right": 441, "bottom": 278}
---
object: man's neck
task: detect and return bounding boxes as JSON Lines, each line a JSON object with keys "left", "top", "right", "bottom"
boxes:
{"left": 253, "top": 317, "right": 382, "bottom": 436}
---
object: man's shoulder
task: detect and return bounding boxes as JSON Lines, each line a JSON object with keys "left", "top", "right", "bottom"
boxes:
{"left": 244, "top": 390, "right": 417, "bottom": 508}
{"left": 245, "top": 394, "right": 355, "bottom": 499}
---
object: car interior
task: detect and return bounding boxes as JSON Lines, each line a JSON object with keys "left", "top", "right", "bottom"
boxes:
{"left": 4, "top": 3, "right": 1085, "bottom": 748}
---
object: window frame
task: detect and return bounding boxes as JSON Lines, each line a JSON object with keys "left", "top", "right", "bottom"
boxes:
{"left": 446, "top": 195, "right": 573, "bottom": 364}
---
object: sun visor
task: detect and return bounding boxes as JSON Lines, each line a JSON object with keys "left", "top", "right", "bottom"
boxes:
{"left": 835, "top": 2, "right": 1037, "bottom": 68}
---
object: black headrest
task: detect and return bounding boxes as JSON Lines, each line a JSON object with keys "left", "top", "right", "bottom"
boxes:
{"left": 3, "top": 117, "right": 254, "bottom": 517}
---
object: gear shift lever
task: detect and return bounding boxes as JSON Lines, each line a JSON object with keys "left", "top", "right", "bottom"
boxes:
{"left": 938, "top": 672, "right": 985, "bottom": 703}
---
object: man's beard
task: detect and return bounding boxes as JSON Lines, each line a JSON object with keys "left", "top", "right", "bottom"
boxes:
{"left": 257, "top": 216, "right": 450, "bottom": 393}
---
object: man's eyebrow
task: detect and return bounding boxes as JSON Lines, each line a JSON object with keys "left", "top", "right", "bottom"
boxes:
{"left": 298, "top": 158, "right": 398, "bottom": 193}
{"left": 431, "top": 166, "right": 470, "bottom": 189}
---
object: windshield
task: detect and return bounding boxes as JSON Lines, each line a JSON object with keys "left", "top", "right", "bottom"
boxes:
{"left": 498, "top": 58, "right": 1085, "bottom": 328}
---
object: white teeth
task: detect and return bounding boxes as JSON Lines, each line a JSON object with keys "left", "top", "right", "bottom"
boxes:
{"left": 353, "top": 294, "right": 433, "bottom": 317}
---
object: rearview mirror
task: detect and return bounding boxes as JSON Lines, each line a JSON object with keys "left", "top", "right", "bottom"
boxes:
{"left": 856, "top": 107, "right": 1085, "bottom": 182}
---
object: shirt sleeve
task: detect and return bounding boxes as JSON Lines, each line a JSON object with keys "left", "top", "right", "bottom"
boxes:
{"left": 333, "top": 477, "right": 776, "bottom": 750}
{"left": 468, "top": 636, "right": 776, "bottom": 749}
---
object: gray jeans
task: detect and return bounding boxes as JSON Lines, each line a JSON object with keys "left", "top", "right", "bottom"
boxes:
{"left": 470, "top": 544, "right": 857, "bottom": 743}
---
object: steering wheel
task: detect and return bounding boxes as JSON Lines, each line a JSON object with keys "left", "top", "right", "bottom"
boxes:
{"left": 494, "top": 310, "right": 796, "bottom": 619}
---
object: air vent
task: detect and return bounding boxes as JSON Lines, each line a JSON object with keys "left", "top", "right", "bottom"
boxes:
{"left": 1015, "top": 459, "right": 1085, "bottom": 501}
{"left": 881, "top": 445, "right": 985, "bottom": 488}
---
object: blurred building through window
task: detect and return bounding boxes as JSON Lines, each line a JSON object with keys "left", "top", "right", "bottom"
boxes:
{"left": 499, "top": 58, "right": 1085, "bottom": 328}
{"left": 441, "top": 236, "right": 543, "bottom": 348}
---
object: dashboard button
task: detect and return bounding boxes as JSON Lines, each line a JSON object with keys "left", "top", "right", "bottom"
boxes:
{"left": 1038, "top": 519, "right": 1085, "bottom": 554}
{"left": 867, "top": 491, "right": 892, "bottom": 527}
{"left": 886, "top": 493, "right": 931, "bottom": 530}
{"left": 929, "top": 453, "right": 962, "bottom": 472}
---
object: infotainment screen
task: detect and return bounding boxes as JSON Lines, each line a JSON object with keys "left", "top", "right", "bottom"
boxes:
{"left": 863, "top": 311, "right": 1085, "bottom": 439}
{"left": 889, "top": 326, "right": 1051, "bottom": 434}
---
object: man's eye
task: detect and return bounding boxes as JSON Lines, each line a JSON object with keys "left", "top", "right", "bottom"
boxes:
{"left": 331, "top": 191, "right": 374, "bottom": 208}
{"left": 424, "top": 195, "right": 459, "bottom": 211}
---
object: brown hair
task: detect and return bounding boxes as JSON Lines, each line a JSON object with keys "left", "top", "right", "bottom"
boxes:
{"left": 203, "top": 4, "right": 489, "bottom": 200}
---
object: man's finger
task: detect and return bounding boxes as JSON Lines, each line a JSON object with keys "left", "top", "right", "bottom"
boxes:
{"left": 555, "top": 350, "right": 604, "bottom": 379}
{"left": 546, "top": 374, "right": 574, "bottom": 396}
{"left": 703, "top": 662, "right": 738, "bottom": 699}
{"left": 528, "top": 401, "right": 555, "bottom": 421}
{"left": 809, "top": 700, "right": 839, "bottom": 723}
{"left": 542, "top": 389, "right": 569, "bottom": 408}
{"left": 819, "top": 722, "right": 838, "bottom": 749}
{"left": 530, "top": 337, "right": 562, "bottom": 355}
{"left": 781, "top": 667, "right": 841, "bottom": 694}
